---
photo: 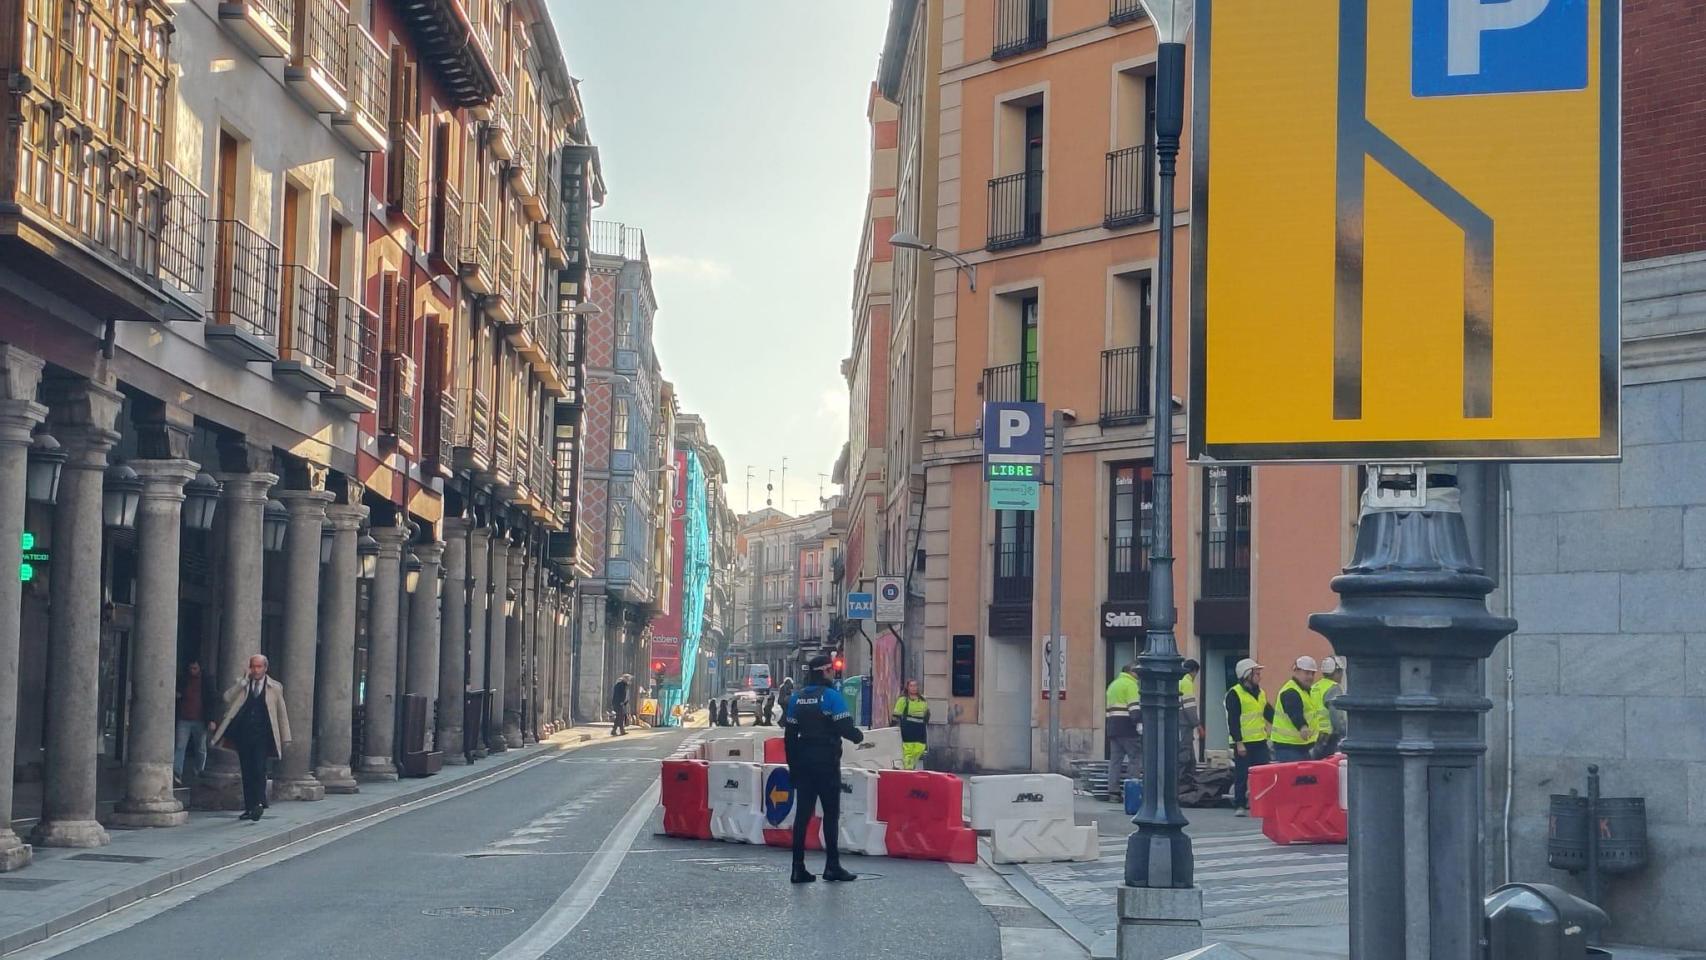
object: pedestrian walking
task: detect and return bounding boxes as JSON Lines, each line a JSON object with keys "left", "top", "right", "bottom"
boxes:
{"left": 891, "top": 679, "right": 930, "bottom": 770}
{"left": 1104, "top": 662, "right": 1141, "bottom": 803}
{"left": 1225, "top": 658, "right": 1272, "bottom": 816}
{"left": 1270, "top": 656, "right": 1320, "bottom": 763}
{"left": 610, "top": 674, "right": 631, "bottom": 735}
{"left": 173, "top": 659, "right": 217, "bottom": 784}
{"left": 1309, "top": 656, "right": 1347, "bottom": 759}
{"left": 782, "top": 653, "right": 863, "bottom": 884}
{"left": 209, "top": 654, "right": 290, "bottom": 821}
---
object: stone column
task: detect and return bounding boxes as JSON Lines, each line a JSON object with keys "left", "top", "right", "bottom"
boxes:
{"left": 109, "top": 460, "right": 198, "bottom": 827}
{"left": 503, "top": 545, "right": 525, "bottom": 747}
{"left": 466, "top": 525, "right": 490, "bottom": 758}
{"left": 0, "top": 346, "right": 45, "bottom": 869}
{"left": 485, "top": 535, "right": 510, "bottom": 753}
{"left": 193, "top": 452, "right": 277, "bottom": 811}
{"left": 32, "top": 377, "right": 121, "bottom": 848}
{"left": 575, "top": 594, "right": 605, "bottom": 725}
{"left": 273, "top": 488, "right": 332, "bottom": 801}
{"left": 315, "top": 502, "right": 366, "bottom": 793}
{"left": 405, "top": 540, "right": 444, "bottom": 750}
{"left": 538, "top": 583, "right": 555, "bottom": 734}
{"left": 438, "top": 520, "right": 469, "bottom": 762}
{"left": 358, "top": 525, "right": 407, "bottom": 780}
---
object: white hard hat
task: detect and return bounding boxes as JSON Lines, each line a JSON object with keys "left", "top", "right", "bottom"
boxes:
{"left": 1320, "top": 656, "right": 1340, "bottom": 674}
{"left": 1235, "top": 658, "right": 1262, "bottom": 680}
{"left": 1295, "top": 656, "right": 1319, "bottom": 672}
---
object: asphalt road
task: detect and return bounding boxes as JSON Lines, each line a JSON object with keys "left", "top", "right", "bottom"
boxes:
{"left": 22, "top": 730, "right": 1003, "bottom": 960}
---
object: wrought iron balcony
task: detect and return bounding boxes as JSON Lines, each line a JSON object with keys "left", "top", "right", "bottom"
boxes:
{"left": 207, "top": 219, "right": 281, "bottom": 361}
{"left": 285, "top": 0, "right": 350, "bottom": 113}
{"left": 424, "top": 390, "right": 455, "bottom": 475}
{"left": 992, "top": 541, "right": 1035, "bottom": 606}
{"left": 160, "top": 165, "right": 208, "bottom": 295}
{"left": 987, "top": 170, "right": 1043, "bottom": 250}
{"left": 485, "top": 79, "right": 516, "bottom": 161}
{"left": 323, "top": 296, "right": 379, "bottom": 414}
{"left": 387, "top": 121, "right": 424, "bottom": 227}
{"left": 276, "top": 263, "right": 338, "bottom": 392}
{"left": 512, "top": 111, "right": 541, "bottom": 212}
{"left": 460, "top": 387, "right": 493, "bottom": 467}
{"left": 513, "top": 432, "right": 533, "bottom": 499}
{"left": 1105, "top": 145, "right": 1157, "bottom": 228}
{"left": 1100, "top": 345, "right": 1152, "bottom": 426}
{"left": 218, "top": 0, "right": 293, "bottom": 59}
{"left": 332, "top": 23, "right": 388, "bottom": 153}
{"left": 1110, "top": 0, "right": 1147, "bottom": 25}
{"left": 983, "top": 361, "right": 1038, "bottom": 404}
{"left": 433, "top": 180, "right": 462, "bottom": 271}
{"left": 493, "top": 410, "right": 513, "bottom": 478}
{"left": 460, "top": 201, "right": 496, "bottom": 294}
{"left": 380, "top": 352, "right": 417, "bottom": 448}
{"left": 483, "top": 233, "right": 517, "bottom": 325}
{"left": 1108, "top": 535, "right": 1150, "bottom": 602}
{"left": 992, "top": 0, "right": 1048, "bottom": 59}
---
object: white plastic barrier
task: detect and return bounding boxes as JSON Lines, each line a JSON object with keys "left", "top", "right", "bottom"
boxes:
{"left": 843, "top": 726, "right": 903, "bottom": 770}
{"left": 835, "top": 767, "right": 887, "bottom": 856}
{"left": 705, "top": 732, "right": 767, "bottom": 762}
{"left": 760, "top": 763, "right": 805, "bottom": 830}
{"left": 985, "top": 818, "right": 1098, "bottom": 864}
{"left": 1338, "top": 756, "right": 1348, "bottom": 812}
{"left": 965, "top": 774, "right": 1076, "bottom": 830}
{"left": 707, "top": 761, "right": 765, "bottom": 844}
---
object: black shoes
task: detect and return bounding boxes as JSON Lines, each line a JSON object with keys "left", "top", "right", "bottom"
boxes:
{"left": 790, "top": 865, "right": 816, "bottom": 884}
{"left": 821, "top": 865, "right": 857, "bottom": 882}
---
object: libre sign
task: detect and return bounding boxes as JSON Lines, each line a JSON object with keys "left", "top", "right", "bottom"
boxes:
{"left": 983, "top": 401, "right": 1046, "bottom": 511}
{"left": 1190, "top": 0, "right": 1619, "bottom": 462}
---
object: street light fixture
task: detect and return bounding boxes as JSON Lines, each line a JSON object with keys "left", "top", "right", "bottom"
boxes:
{"left": 403, "top": 552, "right": 422, "bottom": 594}
{"left": 888, "top": 231, "right": 978, "bottom": 291}
{"left": 357, "top": 532, "right": 379, "bottom": 579}
{"left": 320, "top": 527, "right": 335, "bottom": 564}
{"left": 262, "top": 500, "right": 289, "bottom": 553}
{"left": 26, "top": 430, "right": 65, "bottom": 505}
{"left": 183, "top": 472, "right": 220, "bottom": 532}
{"left": 102, "top": 463, "right": 142, "bottom": 529}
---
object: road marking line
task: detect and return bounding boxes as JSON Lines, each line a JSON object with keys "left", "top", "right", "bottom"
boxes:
{"left": 487, "top": 778, "right": 660, "bottom": 960}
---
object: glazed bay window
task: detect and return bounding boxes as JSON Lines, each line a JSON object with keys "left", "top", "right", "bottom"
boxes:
{"left": 1108, "top": 461, "right": 1154, "bottom": 601}
{"left": 612, "top": 399, "right": 630, "bottom": 451}
{"left": 608, "top": 502, "right": 628, "bottom": 559}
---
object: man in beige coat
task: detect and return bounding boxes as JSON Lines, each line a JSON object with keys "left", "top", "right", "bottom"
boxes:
{"left": 211, "top": 654, "right": 291, "bottom": 820}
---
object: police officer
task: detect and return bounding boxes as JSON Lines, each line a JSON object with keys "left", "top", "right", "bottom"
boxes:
{"left": 782, "top": 654, "right": 864, "bottom": 884}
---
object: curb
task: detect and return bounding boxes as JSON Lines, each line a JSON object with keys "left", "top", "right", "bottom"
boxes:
{"left": 982, "top": 846, "right": 1115, "bottom": 960}
{"left": 1, "top": 738, "right": 602, "bottom": 957}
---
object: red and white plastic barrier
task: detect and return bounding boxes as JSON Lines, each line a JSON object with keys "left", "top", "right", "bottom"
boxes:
{"left": 966, "top": 773, "right": 1096, "bottom": 863}
{"left": 1248, "top": 756, "right": 1348, "bottom": 845}
{"left": 834, "top": 767, "right": 887, "bottom": 857}
{"left": 707, "top": 761, "right": 766, "bottom": 844}
{"left": 660, "top": 759, "right": 712, "bottom": 840}
{"left": 876, "top": 770, "right": 978, "bottom": 863}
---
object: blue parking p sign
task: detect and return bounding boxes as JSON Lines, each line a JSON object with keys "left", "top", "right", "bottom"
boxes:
{"left": 846, "top": 592, "right": 874, "bottom": 621}
{"left": 1413, "top": 0, "right": 1588, "bottom": 98}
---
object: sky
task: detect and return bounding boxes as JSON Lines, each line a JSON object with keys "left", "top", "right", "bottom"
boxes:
{"left": 555, "top": 1, "right": 891, "bottom": 518}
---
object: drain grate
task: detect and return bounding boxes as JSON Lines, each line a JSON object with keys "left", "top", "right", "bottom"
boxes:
{"left": 0, "top": 877, "right": 65, "bottom": 891}
{"left": 68, "top": 852, "right": 159, "bottom": 864}
{"left": 716, "top": 864, "right": 781, "bottom": 874}
{"left": 422, "top": 906, "right": 516, "bottom": 918}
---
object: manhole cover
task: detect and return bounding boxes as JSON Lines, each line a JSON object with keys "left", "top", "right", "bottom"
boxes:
{"left": 422, "top": 906, "right": 516, "bottom": 918}
{"left": 716, "top": 864, "right": 780, "bottom": 874}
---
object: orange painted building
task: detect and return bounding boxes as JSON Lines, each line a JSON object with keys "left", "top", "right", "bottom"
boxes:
{"left": 877, "top": 0, "right": 1355, "bottom": 772}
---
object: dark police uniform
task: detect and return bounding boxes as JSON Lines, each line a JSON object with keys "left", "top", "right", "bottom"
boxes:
{"left": 782, "top": 665, "right": 863, "bottom": 880}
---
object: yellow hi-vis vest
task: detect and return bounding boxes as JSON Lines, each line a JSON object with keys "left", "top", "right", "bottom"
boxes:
{"left": 1308, "top": 677, "right": 1338, "bottom": 737}
{"left": 1230, "top": 683, "right": 1269, "bottom": 744}
{"left": 1178, "top": 673, "right": 1197, "bottom": 709}
{"left": 1270, "top": 679, "right": 1318, "bottom": 746}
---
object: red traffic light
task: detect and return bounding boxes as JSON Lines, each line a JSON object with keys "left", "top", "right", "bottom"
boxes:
{"left": 831, "top": 653, "right": 845, "bottom": 672}
{"left": 652, "top": 660, "right": 665, "bottom": 673}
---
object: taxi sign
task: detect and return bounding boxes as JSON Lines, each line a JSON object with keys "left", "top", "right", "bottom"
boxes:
{"left": 1189, "top": 0, "right": 1619, "bottom": 462}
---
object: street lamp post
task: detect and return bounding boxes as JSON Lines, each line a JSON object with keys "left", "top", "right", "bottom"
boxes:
{"left": 1121, "top": 1, "right": 1201, "bottom": 957}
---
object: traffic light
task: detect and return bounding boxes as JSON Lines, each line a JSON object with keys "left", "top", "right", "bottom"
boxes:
{"left": 653, "top": 660, "right": 665, "bottom": 674}
{"left": 831, "top": 651, "right": 845, "bottom": 679}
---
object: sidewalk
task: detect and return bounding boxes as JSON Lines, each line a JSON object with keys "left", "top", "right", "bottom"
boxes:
{"left": 0, "top": 724, "right": 658, "bottom": 956}
{"left": 998, "top": 795, "right": 1692, "bottom": 960}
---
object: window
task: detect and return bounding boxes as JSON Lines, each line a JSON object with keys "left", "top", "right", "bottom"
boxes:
{"left": 1020, "top": 295, "right": 1039, "bottom": 401}
{"left": 1202, "top": 466, "right": 1252, "bottom": 598}
{"left": 608, "top": 501, "right": 627, "bottom": 558}
{"left": 612, "top": 400, "right": 629, "bottom": 451}
{"left": 1108, "top": 462, "right": 1154, "bottom": 600}
{"left": 993, "top": 0, "right": 1048, "bottom": 59}
{"left": 993, "top": 509, "right": 1035, "bottom": 604}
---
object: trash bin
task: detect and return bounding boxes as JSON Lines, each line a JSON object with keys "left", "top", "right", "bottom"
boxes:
{"left": 1484, "top": 882, "right": 1608, "bottom": 960}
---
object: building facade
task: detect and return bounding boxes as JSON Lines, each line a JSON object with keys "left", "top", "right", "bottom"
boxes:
{"left": 0, "top": 0, "right": 591, "bottom": 869}
{"left": 873, "top": 0, "right": 1352, "bottom": 773}
{"left": 1486, "top": 0, "right": 1706, "bottom": 947}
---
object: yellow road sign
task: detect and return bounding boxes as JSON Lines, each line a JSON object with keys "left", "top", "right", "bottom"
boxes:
{"left": 1189, "top": 0, "right": 1619, "bottom": 462}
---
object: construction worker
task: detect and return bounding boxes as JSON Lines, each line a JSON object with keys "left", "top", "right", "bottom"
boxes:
{"left": 1310, "top": 656, "right": 1346, "bottom": 759}
{"left": 1104, "top": 663, "right": 1141, "bottom": 803}
{"left": 1225, "top": 658, "right": 1272, "bottom": 816}
{"left": 892, "top": 679, "right": 930, "bottom": 770}
{"left": 1269, "top": 656, "right": 1320, "bottom": 763}
{"left": 1178, "top": 659, "right": 1201, "bottom": 768}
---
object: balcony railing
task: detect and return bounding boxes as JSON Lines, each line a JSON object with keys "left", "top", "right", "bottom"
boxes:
{"left": 589, "top": 221, "right": 646, "bottom": 260}
{"left": 1108, "top": 536, "right": 1150, "bottom": 601}
{"left": 987, "top": 170, "right": 1042, "bottom": 250}
{"left": 494, "top": 410, "right": 513, "bottom": 475}
{"left": 281, "top": 263, "right": 337, "bottom": 373}
{"left": 380, "top": 353, "right": 416, "bottom": 444}
{"left": 218, "top": 0, "right": 293, "bottom": 59}
{"left": 1110, "top": 0, "right": 1147, "bottom": 24}
{"left": 336, "top": 296, "right": 379, "bottom": 391}
{"left": 460, "top": 201, "right": 495, "bottom": 292}
{"left": 1100, "top": 345, "right": 1152, "bottom": 426}
{"left": 455, "top": 386, "right": 492, "bottom": 464}
{"left": 333, "top": 23, "right": 388, "bottom": 153}
{"left": 434, "top": 180, "right": 462, "bottom": 268}
{"left": 1105, "top": 145, "right": 1157, "bottom": 228}
{"left": 286, "top": 0, "right": 350, "bottom": 112}
{"left": 212, "top": 219, "right": 280, "bottom": 343}
{"left": 992, "top": 541, "right": 1034, "bottom": 605}
{"left": 425, "top": 391, "right": 455, "bottom": 469}
{"left": 1201, "top": 465, "right": 1252, "bottom": 599}
{"left": 160, "top": 165, "right": 208, "bottom": 294}
{"left": 992, "top": 0, "right": 1048, "bottom": 59}
{"left": 388, "top": 122, "right": 423, "bottom": 227}
{"left": 983, "top": 361, "right": 1038, "bottom": 404}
